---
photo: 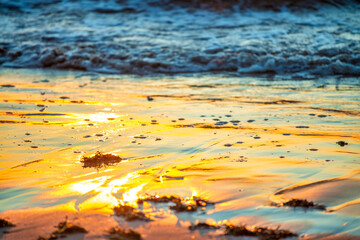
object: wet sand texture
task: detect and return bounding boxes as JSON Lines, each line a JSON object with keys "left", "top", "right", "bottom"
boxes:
{"left": 0, "top": 69, "right": 359, "bottom": 240}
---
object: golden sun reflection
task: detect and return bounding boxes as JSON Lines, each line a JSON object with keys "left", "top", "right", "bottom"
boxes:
{"left": 73, "top": 171, "right": 148, "bottom": 212}
{"left": 71, "top": 176, "right": 110, "bottom": 194}
{"left": 191, "top": 189, "right": 198, "bottom": 198}
{"left": 77, "top": 112, "right": 121, "bottom": 123}
{"left": 107, "top": 172, "right": 140, "bottom": 193}
{"left": 45, "top": 171, "right": 148, "bottom": 213}
{"left": 122, "top": 183, "right": 147, "bottom": 206}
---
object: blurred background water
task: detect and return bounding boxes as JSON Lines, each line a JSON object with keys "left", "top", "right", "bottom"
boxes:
{"left": 0, "top": 0, "right": 359, "bottom": 78}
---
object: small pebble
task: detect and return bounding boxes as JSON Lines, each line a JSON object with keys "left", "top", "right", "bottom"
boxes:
{"left": 1, "top": 84, "right": 15, "bottom": 88}
{"left": 336, "top": 141, "right": 348, "bottom": 147}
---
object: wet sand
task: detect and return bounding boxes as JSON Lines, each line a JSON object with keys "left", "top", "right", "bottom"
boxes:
{"left": 0, "top": 68, "right": 359, "bottom": 240}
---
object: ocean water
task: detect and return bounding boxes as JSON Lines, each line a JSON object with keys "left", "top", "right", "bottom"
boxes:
{"left": 1, "top": 0, "right": 360, "bottom": 78}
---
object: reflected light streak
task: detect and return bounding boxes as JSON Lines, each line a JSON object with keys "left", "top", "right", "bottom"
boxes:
{"left": 122, "top": 183, "right": 147, "bottom": 206}
{"left": 71, "top": 176, "right": 110, "bottom": 194}
{"left": 54, "top": 171, "right": 148, "bottom": 212}
{"left": 77, "top": 112, "right": 120, "bottom": 122}
{"left": 76, "top": 172, "right": 144, "bottom": 212}
{"left": 191, "top": 189, "right": 198, "bottom": 197}
{"left": 107, "top": 172, "right": 140, "bottom": 193}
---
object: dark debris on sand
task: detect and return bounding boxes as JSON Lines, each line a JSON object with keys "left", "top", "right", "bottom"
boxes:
{"left": 137, "top": 194, "right": 214, "bottom": 212}
{"left": 225, "top": 224, "right": 297, "bottom": 240}
{"left": 0, "top": 218, "right": 15, "bottom": 228}
{"left": 137, "top": 195, "right": 179, "bottom": 204}
{"left": 189, "top": 222, "right": 297, "bottom": 240}
{"left": 38, "top": 218, "right": 87, "bottom": 240}
{"left": 107, "top": 227, "right": 142, "bottom": 240}
{"left": 275, "top": 199, "right": 326, "bottom": 210}
{"left": 81, "top": 151, "right": 123, "bottom": 169}
{"left": 170, "top": 196, "right": 214, "bottom": 212}
{"left": 189, "top": 222, "right": 220, "bottom": 231}
{"left": 113, "top": 204, "right": 151, "bottom": 221}
{"left": 54, "top": 220, "right": 88, "bottom": 235}
{"left": 336, "top": 141, "right": 348, "bottom": 147}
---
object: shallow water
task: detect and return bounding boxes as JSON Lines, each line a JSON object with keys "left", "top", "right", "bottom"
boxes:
{"left": 1, "top": 0, "right": 360, "bottom": 77}
{"left": 0, "top": 68, "right": 359, "bottom": 239}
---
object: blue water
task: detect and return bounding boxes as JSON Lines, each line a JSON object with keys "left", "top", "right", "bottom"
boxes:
{"left": 0, "top": 0, "right": 360, "bottom": 77}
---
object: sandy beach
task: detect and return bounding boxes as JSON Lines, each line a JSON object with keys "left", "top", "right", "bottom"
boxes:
{"left": 0, "top": 68, "right": 359, "bottom": 239}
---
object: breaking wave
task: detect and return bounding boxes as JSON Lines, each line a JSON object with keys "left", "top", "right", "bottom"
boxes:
{"left": 0, "top": 0, "right": 359, "bottom": 77}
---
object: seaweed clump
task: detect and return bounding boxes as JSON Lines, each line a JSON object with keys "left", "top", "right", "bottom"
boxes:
{"left": 107, "top": 227, "right": 142, "bottom": 240}
{"left": 170, "top": 196, "right": 214, "bottom": 212}
{"left": 0, "top": 218, "right": 15, "bottom": 228}
{"left": 53, "top": 220, "right": 88, "bottom": 234}
{"left": 189, "top": 222, "right": 297, "bottom": 239}
{"left": 189, "top": 222, "right": 220, "bottom": 231}
{"left": 137, "top": 194, "right": 214, "bottom": 212}
{"left": 113, "top": 204, "right": 151, "bottom": 221}
{"left": 137, "top": 194, "right": 179, "bottom": 204}
{"left": 37, "top": 218, "right": 87, "bottom": 240}
{"left": 225, "top": 225, "right": 297, "bottom": 240}
{"left": 281, "top": 199, "right": 326, "bottom": 210}
{"left": 81, "top": 151, "right": 123, "bottom": 169}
